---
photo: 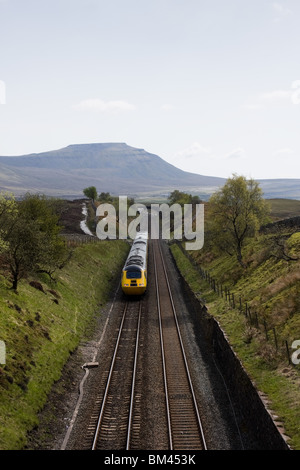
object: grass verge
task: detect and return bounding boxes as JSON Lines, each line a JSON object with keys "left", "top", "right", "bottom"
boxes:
{"left": 0, "top": 240, "right": 129, "bottom": 450}
{"left": 170, "top": 242, "right": 300, "bottom": 450}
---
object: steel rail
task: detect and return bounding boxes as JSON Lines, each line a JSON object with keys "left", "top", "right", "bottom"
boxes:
{"left": 126, "top": 301, "right": 142, "bottom": 450}
{"left": 91, "top": 301, "right": 129, "bottom": 450}
{"left": 156, "top": 240, "right": 208, "bottom": 450}
{"left": 153, "top": 243, "right": 173, "bottom": 450}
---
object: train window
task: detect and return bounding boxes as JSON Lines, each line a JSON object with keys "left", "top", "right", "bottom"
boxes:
{"left": 126, "top": 271, "right": 142, "bottom": 279}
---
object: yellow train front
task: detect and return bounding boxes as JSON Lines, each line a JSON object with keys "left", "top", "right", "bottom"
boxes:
{"left": 121, "top": 232, "right": 148, "bottom": 296}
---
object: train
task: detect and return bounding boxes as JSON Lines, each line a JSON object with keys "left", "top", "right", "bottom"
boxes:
{"left": 121, "top": 231, "right": 148, "bottom": 295}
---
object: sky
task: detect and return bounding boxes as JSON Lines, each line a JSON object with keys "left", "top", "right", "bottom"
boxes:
{"left": 1, "top": 0, "right": 300, "bottom": 179}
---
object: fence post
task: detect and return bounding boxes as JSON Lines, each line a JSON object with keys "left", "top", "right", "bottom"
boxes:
{"left": 285, "top": 340, "right": 291, "bottom": 365}
{"left": 264, "top": 319, "right": 268, "bottom": 341}
{"left": 248, "top": 306, "right": 252, "bottom": 324}
{"left": 273, "top": 328, "right": 278, "bottom": 351}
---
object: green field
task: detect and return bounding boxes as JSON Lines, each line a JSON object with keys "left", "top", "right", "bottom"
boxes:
{"left": 0, "top": 240, "right": 129, "bottom": 450}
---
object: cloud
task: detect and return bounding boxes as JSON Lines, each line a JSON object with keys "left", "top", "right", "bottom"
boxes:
{"left": 173, "top": 142, "right": 212, "bottom": 160}
{"left": 260, "top": 89, "right": 292, "bottom": 102}
{"left": 73, "top": 99, "right": 136, "bottom": 112}
{"left": 291, "top": 80, "right": 300, "bottom": 104}
{"left": 272, "top": 2, "right": 292, "bottom": 22}
{"left": 0, "top": 80, "right": 6, "bottom": 105}
{"left": 274, "top": 148, "right": 295, "bottom": 156}
{"left": 244, "top": 85, "right": 296, "bottom": 110}
{"left": 243, "top": 103, "right": 264, "bottom": 111}
{"left": 273, "top": 148, "right": 297, "bottom": 162}
{"left": 272, "top": 2, "right": 292, "bottom": 16}
{"left": 161, "top": 104, "right": 176, "bottom": 111}
{"left": 168, "top": 142, "right": 214, "bottom": 175}
{"left": 224, "top": 148, "right": 247, "bottom": 160}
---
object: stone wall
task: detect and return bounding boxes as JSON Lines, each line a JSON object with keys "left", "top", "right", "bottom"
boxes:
{"left": 261, "top": 216, "right": 300, "bottom": 233}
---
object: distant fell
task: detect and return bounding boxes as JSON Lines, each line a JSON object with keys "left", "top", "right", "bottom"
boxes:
{"left": 0, "top": 143, "right": 224, "bottom": 198}
{"left": 0, "top": 143, "right": 299, "bottom": 200}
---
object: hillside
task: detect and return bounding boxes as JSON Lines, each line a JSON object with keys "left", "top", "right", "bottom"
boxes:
{"left": 0, "top": 143, "right": 224, "bottom": 198}
{"left": 0, "top": 236, "right": 130, "bottom": 450}
{"left": 268, "top": 199, "right": 300, "bottom": 220}
{"left": 0, "top": 143, "right": 299, "bottom": 199}
{"left": 170, "top": 218, "right": 300, "bottom": 449}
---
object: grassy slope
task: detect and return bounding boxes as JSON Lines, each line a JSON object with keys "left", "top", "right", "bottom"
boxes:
{"left": 170, "top": 199, "right": 300, "bottom": 449}
{"left": 268, "top": 198, "right": 300, "bottom": 220}
{"left": 0, "top": 240, "right": 129, "bottom": 450}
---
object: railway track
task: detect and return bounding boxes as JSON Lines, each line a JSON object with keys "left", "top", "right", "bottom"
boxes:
{"left": 84, "top": 238, "right": 207, "bottom": 450}
{"left": 153, "top": 239, "right": 207, "bottom": 450}
{"left": 86, "top": 300, "right": 142, "bottom": 450}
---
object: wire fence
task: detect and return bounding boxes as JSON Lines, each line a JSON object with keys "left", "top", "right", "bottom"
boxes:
{"left": 61, "top": 233, "right": 101, "bottom": 247}
{"left": 174, "top": 241, "right": 297, "bottom": 366}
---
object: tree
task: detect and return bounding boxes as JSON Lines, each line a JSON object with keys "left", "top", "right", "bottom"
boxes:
{"left": 83, "top": 186, "right": 97, "bottom": 201}
{"left": 169, "top": 190, "right": 201, "bottom": 206}
{"left": 98, "top": 192, "right": 113, "bottom": 203}
{"left": 1, "top": 193, "right": 70, "bottom": 291}
{"left": 0, "top": 191, "right": 18, "bottom": 253}
{"left": 4, "top": 217, "right": 44, "bottom": 291}
{"left": 209, "top": 174, "right": 270, "bottom": 266}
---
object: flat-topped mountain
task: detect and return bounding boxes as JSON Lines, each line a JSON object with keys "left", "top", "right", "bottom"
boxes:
{"left": 0, "top": 143, "right": 224, "bottom": 198}
{"left": 0, "top": 143, "right": 299, "bottom": 200}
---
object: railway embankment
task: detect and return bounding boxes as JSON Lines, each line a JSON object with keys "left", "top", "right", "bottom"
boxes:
{"left": 181, "top": 280, "right": 289, "bottom": 450}
{"left": 0, "top": 239, "right": 129, "bottom": 450}
{"left": 170, "top": 240, "right": 300, "bottom": 450}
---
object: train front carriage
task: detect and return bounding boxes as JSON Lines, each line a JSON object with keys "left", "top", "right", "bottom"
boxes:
{"left": 121, "top": 264, "right": 147, "bottom": 295}
{"left": 121, "top": 232, "right": 148, "bottom": 296}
